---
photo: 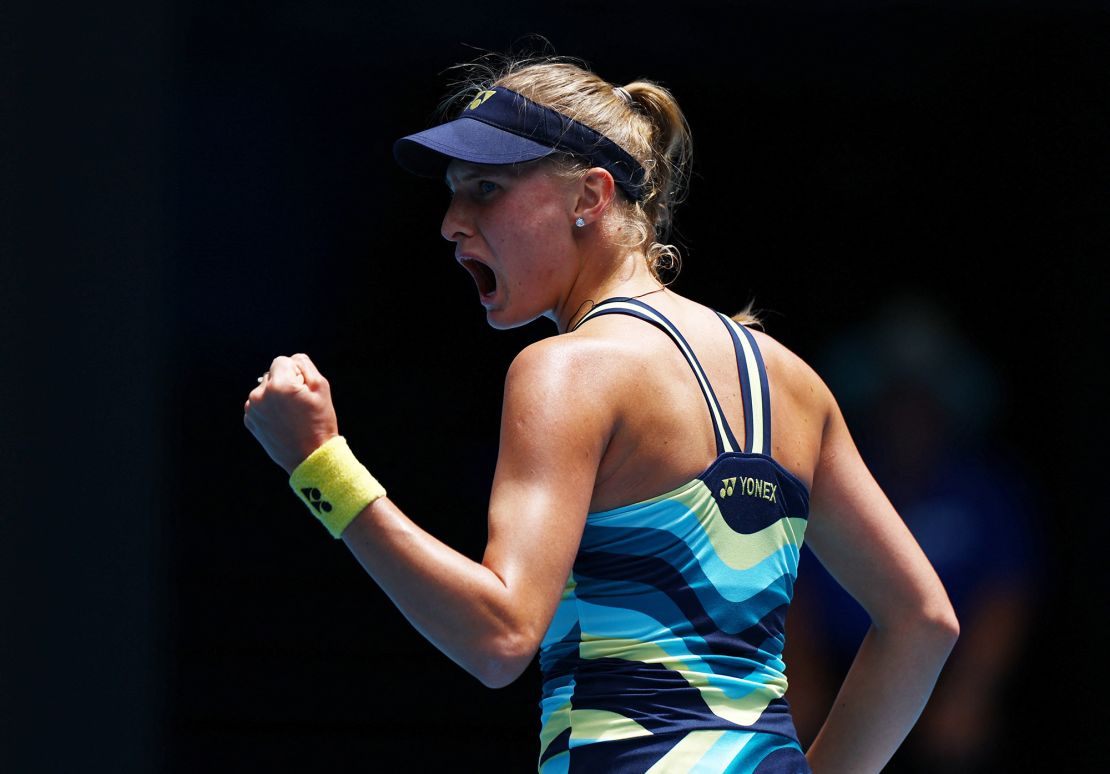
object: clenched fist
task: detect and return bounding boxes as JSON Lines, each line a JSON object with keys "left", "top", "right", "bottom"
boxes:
{"left": 244, "top": 353, "right": 339, "bottom": 475}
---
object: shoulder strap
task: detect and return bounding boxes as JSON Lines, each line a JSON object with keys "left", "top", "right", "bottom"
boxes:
{"left": 717, "top": 314, "right": 772, "bottom": 455}
{"left": 573, "top": 297, "right": 741, "bottom": 456}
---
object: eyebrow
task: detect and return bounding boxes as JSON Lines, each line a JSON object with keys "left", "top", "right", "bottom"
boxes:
{"left": 444, "top": 168, "right": 474, "bottom": 190}
{"left": 445, "top": 163, "right": 523, "bottom": 190}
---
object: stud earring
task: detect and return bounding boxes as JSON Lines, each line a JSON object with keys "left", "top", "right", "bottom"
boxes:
{"left": 575, "top": 217, "right": 586, "bottom": 228}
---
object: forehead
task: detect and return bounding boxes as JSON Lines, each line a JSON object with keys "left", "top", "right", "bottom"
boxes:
{"left": 445, "top": 159, "right": 548, "bottom": 187}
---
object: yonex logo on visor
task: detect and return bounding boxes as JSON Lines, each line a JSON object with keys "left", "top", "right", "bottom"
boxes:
{"left": 466, "top": 90, "right": 497, "bottom": 110}
{"left": 393, "top": 87, "right": 648, "bottom": 202}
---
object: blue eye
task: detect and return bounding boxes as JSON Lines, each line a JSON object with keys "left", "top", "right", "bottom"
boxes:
{"left": 478, "top": 180, "right": 498, "bottom": 195}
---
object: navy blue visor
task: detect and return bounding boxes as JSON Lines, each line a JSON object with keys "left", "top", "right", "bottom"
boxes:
{"left": 393, "top": 87, "right": 647, "bottom": 202}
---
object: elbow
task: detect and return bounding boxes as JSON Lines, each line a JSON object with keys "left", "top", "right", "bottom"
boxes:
{"left": 472, "top": 630, "right": 540, "bottom": 689}
{"left": 924, "top": 584, "right": 960, "bottom": 644}
{"left": 935, "top": 604, "right": 961, "bottom": 647}
{"left": 915, "top": 600, "right": 960, "bottom": 654}
{"left": 476, "top": 664, "right": 525, "bottom": 690}
{"left": 878, "top": 597, "right": 959, "bottom": 655}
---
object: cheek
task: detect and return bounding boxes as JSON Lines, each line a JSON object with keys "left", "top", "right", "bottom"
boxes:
{"left": 489, "top": 205, "right": 569, "bottom": 257}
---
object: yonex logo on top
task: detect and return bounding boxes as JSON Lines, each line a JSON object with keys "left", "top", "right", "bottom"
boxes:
{"left": 466, "top": 90, "right": 497, "bottom": 111}
{"left": 719, "top": 476, "right": 777, "bottom": 503}
{"left": 301, "top": 487, "right": 333, "bottom": 513}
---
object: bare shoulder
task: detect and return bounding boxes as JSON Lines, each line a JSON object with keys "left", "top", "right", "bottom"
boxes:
{"left": 492, "top": 334, "right": 622, "bottom": 511}
{"left": 501, "top": 332, "right": 628, "bottom": 439}
{"left": 505, "top": 328, "right": 626, "bottom": 397}
{"left": 508, "top": 313, "right": 652, "bottom": 397}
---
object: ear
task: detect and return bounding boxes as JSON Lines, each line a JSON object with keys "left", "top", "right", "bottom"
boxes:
{"left": 573, "top": 167, "right": 617, "bottom": 226}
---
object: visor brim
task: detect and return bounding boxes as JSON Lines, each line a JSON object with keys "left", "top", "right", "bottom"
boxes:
{"left": 393, "top": 116, "right": 557, "bottom": 178}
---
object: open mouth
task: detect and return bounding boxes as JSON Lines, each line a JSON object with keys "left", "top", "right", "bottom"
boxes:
{"left": 460, "top": 257, "right": 497, "bottom": 297}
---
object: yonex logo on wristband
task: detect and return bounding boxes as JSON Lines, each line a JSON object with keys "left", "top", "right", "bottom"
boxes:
{"left": 301, "top": 487, "right": 333, "bottom": 513}
{"left": 289, "top": 436, "right": 385, "bottom": 539}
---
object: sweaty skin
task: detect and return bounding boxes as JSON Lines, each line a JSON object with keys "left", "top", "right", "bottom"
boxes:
{"left": 244, "top": 161, "right": 958, "bottom": 774}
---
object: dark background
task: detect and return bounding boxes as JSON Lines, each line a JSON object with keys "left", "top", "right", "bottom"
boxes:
{"left": 5, "top": 1, "right": 1107, "bottom": 771}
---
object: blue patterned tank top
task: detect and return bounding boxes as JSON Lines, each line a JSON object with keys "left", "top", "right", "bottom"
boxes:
{"left": 537, "top": 298, "right": 811, "bottom": 773}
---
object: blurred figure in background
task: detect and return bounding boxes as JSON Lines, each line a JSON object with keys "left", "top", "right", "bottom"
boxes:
{"left": 785, "top": 295, "right": 1040, "bottom": 773}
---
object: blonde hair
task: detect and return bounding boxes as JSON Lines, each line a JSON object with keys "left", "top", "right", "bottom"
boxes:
{"left": 443, "top": 55, "right": 692, "bottom": 283}
{"left": 731, "top": 303, "right": 763, "bottom": 328}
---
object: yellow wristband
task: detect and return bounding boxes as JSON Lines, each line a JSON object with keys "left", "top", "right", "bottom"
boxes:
{"left": 289, "top": 436, "right": 386, "bottom": 538}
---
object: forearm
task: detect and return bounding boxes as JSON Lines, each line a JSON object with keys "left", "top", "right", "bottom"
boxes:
{"left": 245, "top": 350, "right": 595, "bottom": 690}
{"left": 340, "top": 496, "right": 535, "bottom": 688}
{"left": 805, "top": 615, "right": 958, "bottom": 773}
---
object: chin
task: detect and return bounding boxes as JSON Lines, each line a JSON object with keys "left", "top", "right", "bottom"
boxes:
{"left": 485, "top": 305, "right": 545, "bottom": 331}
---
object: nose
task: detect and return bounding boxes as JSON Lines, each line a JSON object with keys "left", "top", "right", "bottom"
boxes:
{"left": 440, "top": 193, "right": 473, "bottom": 243}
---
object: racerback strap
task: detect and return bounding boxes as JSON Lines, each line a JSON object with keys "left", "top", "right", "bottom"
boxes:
{"left": 572, "top": 298, "right": 742, "bottom": 456}
{"left": 717, "top": 314, "right": 772, "bottom": 456}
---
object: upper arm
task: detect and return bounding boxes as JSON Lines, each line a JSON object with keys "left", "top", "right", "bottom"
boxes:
{"left": 480, "top": 338, "right": 613, "bottom": 646}
{"left": 806, "top": 387, "right": 955, "bottom": 630}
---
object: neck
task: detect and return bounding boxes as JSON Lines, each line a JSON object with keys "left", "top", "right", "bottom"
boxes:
{"left": 553, "top": 248, "right": 663, "bottom": 333}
